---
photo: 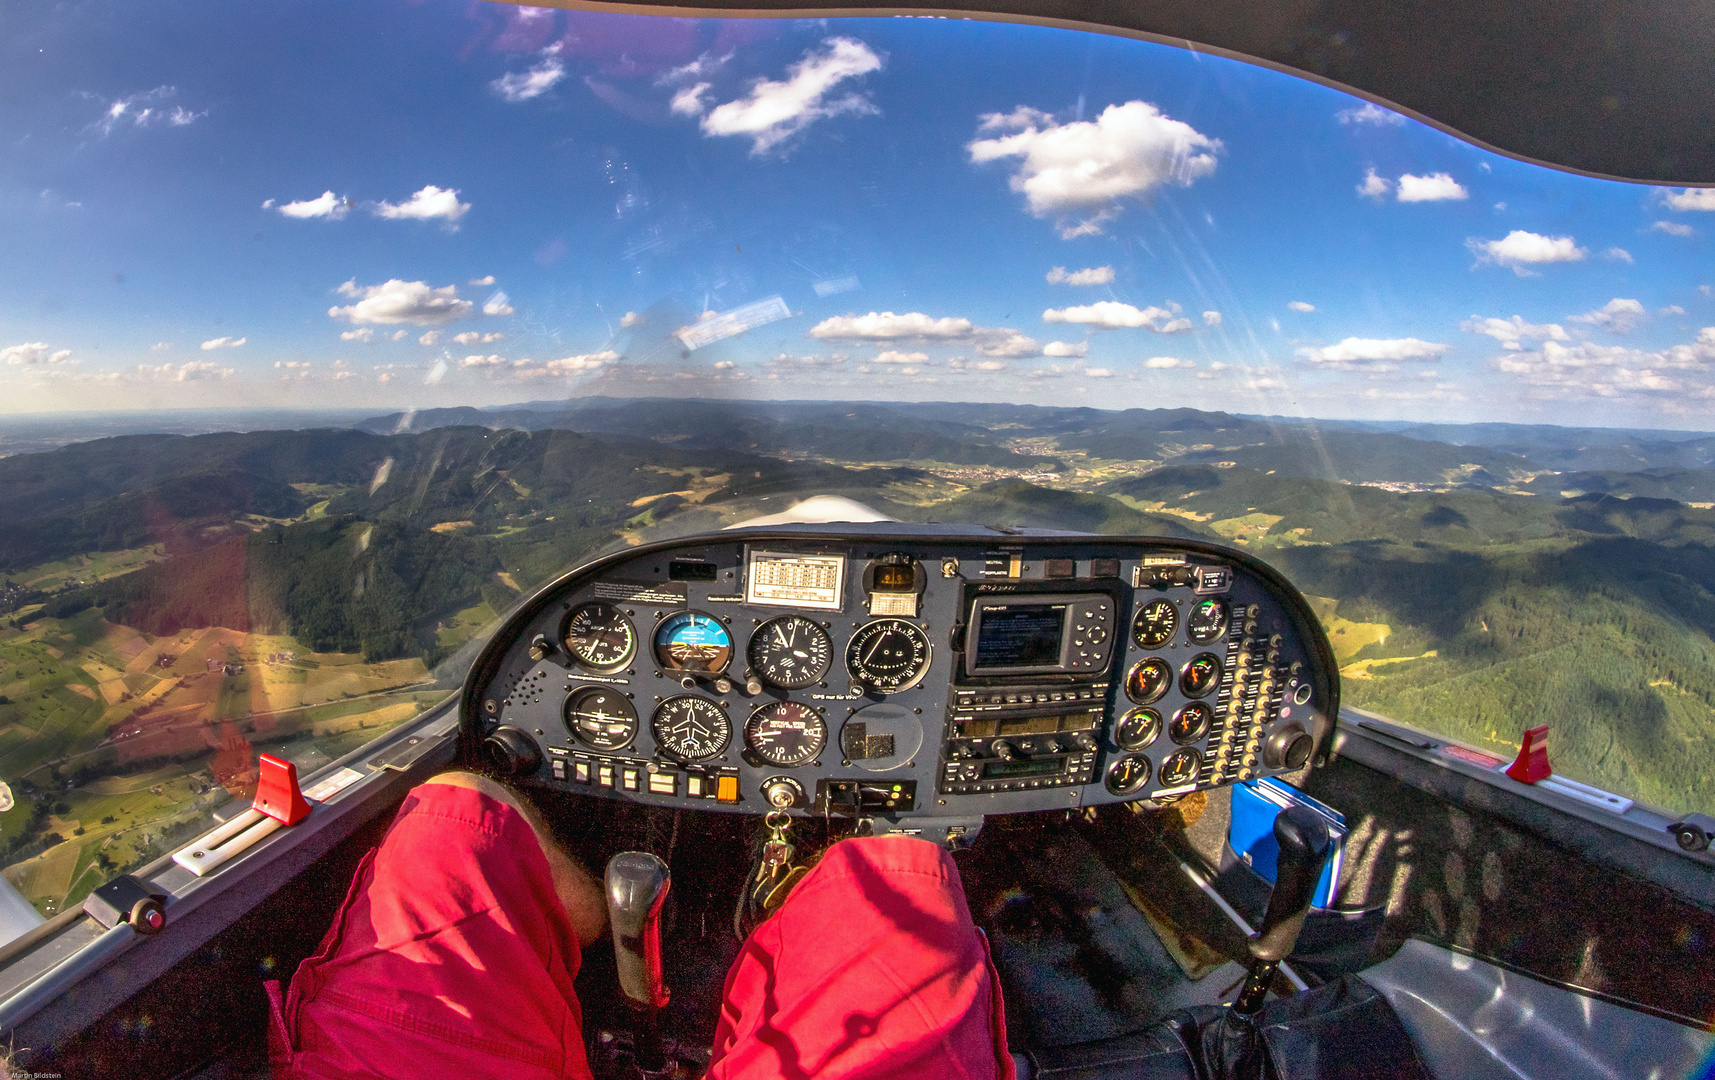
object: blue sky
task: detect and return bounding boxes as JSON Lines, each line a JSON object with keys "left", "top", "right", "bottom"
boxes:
{"left": 2, "top": 0, "right": 1712, "bottom": 426}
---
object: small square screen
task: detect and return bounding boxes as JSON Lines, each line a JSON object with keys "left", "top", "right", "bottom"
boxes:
{"left": 974, "top": 604, "right": 1065, "bottom": 669}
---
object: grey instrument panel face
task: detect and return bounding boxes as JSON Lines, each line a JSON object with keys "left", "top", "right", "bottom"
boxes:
{"left": 467, "top": 534, "right": 1330, "bottom": 820}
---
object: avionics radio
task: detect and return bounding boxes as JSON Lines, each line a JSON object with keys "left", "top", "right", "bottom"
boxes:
{"left": 939, "top": 590, "right": 1117, "bottom": 795}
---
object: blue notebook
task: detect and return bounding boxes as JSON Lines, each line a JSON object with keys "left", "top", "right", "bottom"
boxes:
{"left": 1228, "top": 777, "right": 1346, "bottom": 909}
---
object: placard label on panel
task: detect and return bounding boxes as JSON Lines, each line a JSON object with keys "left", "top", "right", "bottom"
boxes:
{"left": 745, "top": 551, "right": 846, "bottom": 610}
{"left": 593, "top": 580, "right": 687, "bottom": 606}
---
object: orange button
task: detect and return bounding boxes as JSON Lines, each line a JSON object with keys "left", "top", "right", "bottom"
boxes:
{"left": 716, "top": 775, "right": 740, "bottom": 803}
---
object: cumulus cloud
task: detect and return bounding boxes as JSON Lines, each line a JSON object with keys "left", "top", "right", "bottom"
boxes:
{"left": 1046, "top": 265, "right": 1114, "bottom": 286}
{"left": 340, "top": 328, "right": 373, "bottom": 342}
{"left": 1298, "top": 337, "right": 1449, "bottom": 371}
{"left": 1042, "top": 340, "right": 1088, "bottom": 357}
{"left": 1662, "top": 305, "right": 1686, "bottom": 316}
{"left": 538, "top": 351, "right": 617, "bottom": 376}
{"left": 1083, "top": 367, "right": 1113, "bottom": 377}
{"left": 1042, "top": 301, "right": 1190, "bottom": 332}
{"left": 143, "top": 361, "right": 232, "bottom": 382}
{"left": 1288, "top": 301, "right": 1316, "bottom": 313}
{"left": 974, "top": 329, "right": 1042, "bottom": 357}
{"left": 200, "top": 336, "right": 246, "bottom": 350}
{"left": 454, "top": 331, "right": 506, "bottom": 345}
{"left": 1651, "top": 220, "right": 1694, "bottom": 237}
{"left": 810, "top": 311, "right": 973, "bottom": 341}
{"left": 1356, "top": 169, "right": 1391, "bottom": 199}
{"left": 1, "top": 342, "right": 72, "bottom": 365}
{"left": 329, "top": 279, "right": 475, "bottom": 326}
{"left": 968, "top": 101, "right": 1221, "bottom": 237}
{"left": 460, "top": 354, "right": 508, "bottom": 367}
{"left": 620, "top": 311, "right": 646, "bottom": 328}
{"left": 151, "top": 342, "right": 170, "bottom": 351}
{"left": 419, "top": 331, "right": 441, "bottom": 345}
{"left": 1605, "top": 247, "right": 1634, "bottom": 263}
{"left": 469, "top": 275, "right": 496, "bottom": 286}
{"left": 875, "top": 350, "right": 929, "bottom": 364}
{"left": 767, "top": 352, "right": 850, "bottom": 371}
{"left": 267, "top": 191, "right": 349, "bottom": 219}
{"left": 1492, "top": 329, "right": 1715, "bottom": 398}
{"left": 1202, "top": 311, "right": 1222, "bottom": 326}
{"left": 1461, "top": 315, "right": 1570, "bottom": 351}
{"left": 1661, "top": 188, "right": 1715, "bottom": 212}
{"left": 1337, "top": 102, "right": 1406, "bottom": 126}
{"left": 947, "top": 357, "right": 1009, "bottom": 373}
{"left": 1145, "top": 356, "right": 1193, "bottom": 368}
{"left": 698, "top": 37, "right": 882, "bottom": 154}
{"left": 372, "top": 185, "right": 470, "bottom": 226}
{"left": 1468, "top": 230, "right": 1587, "bottom": 275}
{"left": 1569, "top": 297, "right": 1646, "bottom": 332}
{"left": 482, "top": 291, "right": 515, "bottom": 316}
{"left": 1396, "top": 172, "right": 1468, "bottom": 202}
{"left": 492, "top": 51, "right": 567, "bottom": 103}
{"left": 671, "top": 83, "right": 713, "bottom": 117}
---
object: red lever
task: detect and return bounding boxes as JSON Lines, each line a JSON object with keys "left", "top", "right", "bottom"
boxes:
{"left": 253, "top": 754, "right": 312, "bottom": 825}
{"left": 1505, "top": 725, "right": 1552, "bottom": 784}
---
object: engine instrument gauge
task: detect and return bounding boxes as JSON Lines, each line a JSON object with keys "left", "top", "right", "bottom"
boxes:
{"left": 563, "top": 686, "right": 637, "bottom": 751}
{"left": 1125, "top": 658, "right": 1171, "bottom": 705}
{"left": 1105, "top": 754, "right": 1152, "bottom": 796}
{"left": 650, "top": 695, "right": 730, "bottom": 761}
{"left": 747, "top": 615, "right": 832, "bottom": 689}
{"left": 1169, "top": 702, "right": 1213, "bottom": 745}
{"left": 1186, "top": 599, "right": 1227, "bottom": 645}
{"left": 1115, "top": 708, "right": 1162, "bottom": 751}
{"left": 845, "top": 619, "right": 932, "bottom": 693}
{"left": 653, "top": 611, "right": 732, "bottom": 674}
{"left": 745, "top": 701, "right": 827, "bottom": 767}
{"left": 1132, "top": 599, "right": 1178, "bottom": 649}
{"left": 1159, "top": 748, "right": 1201, "bottom": 788}
{"left": 562, "top": 602, "right": 636, "bottom": 673}
{"left": 1180, "top": 653, "right": 1222, "bottom": 698}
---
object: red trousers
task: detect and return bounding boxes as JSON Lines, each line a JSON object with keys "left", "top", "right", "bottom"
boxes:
{"left": 267, "top": 782, "right": 1013, "bottom": 1079}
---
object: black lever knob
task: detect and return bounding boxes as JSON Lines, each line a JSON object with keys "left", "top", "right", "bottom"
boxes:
{"left": 481, "top": 726, "right": 542, "bottom": 778}
{"left": 1233, "top": 804, "right": 1330, "bottom": 1014}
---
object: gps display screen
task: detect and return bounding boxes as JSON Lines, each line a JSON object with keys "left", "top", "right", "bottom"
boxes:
{"left": 973, "top": 604, "right": 1065, "bottom": 669}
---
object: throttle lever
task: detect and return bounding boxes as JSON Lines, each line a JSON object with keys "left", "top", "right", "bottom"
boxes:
{"left": 1232, "top": 804, "right": 1330, "bottom": 1015}
{"left": 605, "top": 852, "right": 671, "bottom": 1074}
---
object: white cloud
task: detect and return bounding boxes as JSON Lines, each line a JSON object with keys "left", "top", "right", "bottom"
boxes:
{"left": 658, "top": 51, "right": 733, "bottom": 87}
{"left": 1356, "top": 169, "right": 1391, "bottom": 199}
{"left": 1202, "top": 311, "right": 1222, "bottom": 326}
{"left": 269, "top": 191, "right": 349, "bottom": 220}
{"left": 1045, "top": 265, "right": 1114, "bottom": 286}
{"left": 1661, "top": 188, "right": 1715, "bottom": 212}
{"left": 492, "top": 53, "right": 567, "bottom": 103}
{"left": 671, "top": 83, "right": 713, "bottom": 117}
{"left": 93, "top": 86, "right": 202, "bottom": 135}
{"left": 1288, "top": 301, "right": 1316, "bottom": 313}
{"left": 200, "top": 336, "right": 246, "bottom": 350}
{"left": 1461, "top": 315, "right": 1570, "bottom": 351}
{"left": 1299, "top": 337, "right": 1449, "bottom": 371}
{"left": 419, "top": 331, "right": 441, "bottom": 345}
{"left": 469, "top": 275, "right": 496, "bottom": 286}
{"left": 340, "top": 328, "right": 374, "bottom": 342}
{"left": 947, "top": 357, "right": 1009, "bottom": 372}
{"left": 1, "top": 342, "right": 72, "bottom": 365}
{"left": 699, "top": 37, "right": 883, "bottom": 154}
{"left": 453, "top": 331, "right": 506, "bottom": 345}
{"left": 712, "top": 360, "right": 735, "bottom": 370}
{"left": 151, "top": 341, "right": 170, "bottom": 351}
{"left": 620, "top": 311, "right": 646, "bottom": 328}
{"left": 1145, "top": 356, "right": 1193, "bottom": 368}
{"left": 143, "top": 361, "right": 232, "bottom": 382}
{"left": 810, "top": 311, "right": 973, "bottom": 341}
{"left": 1650, "top": 220, "right": 1694, "bottom": 237}
{"left": 1084, "top": 367, "right": 1114, "bottom": 378}
{"left": 1042, "top": 340, "right": 1088, "bottom": 357}
{"left": 390, "top": 329, "right": 407, "bottom": 341}
{"left": 968, "top": 100, "right": 1221, "bottom": 237}
{"left": 372, "top": 185, "right": 470, "bottom": 226}
{"left": 1337, "top": 103, "right": 1406, "bottom": 126}
{"left": 1043, "top": 301, "right": 1189, "bottom": 332}
{"left": 1468, "top": 231, "right": 1587, "bottom": 275}
{"left": 1569, "top": 298, "right": 1646, "bottom": 333}
{"left": 482, "top": 290, "right": 515, "bottom": 316}
{"left": 1662, "top": 305, "right": 1686, "bottom": 316}
{"left": 329, "top": 279, "right": 474, "bottom": 326}
{"left": 1703, "top": 285, "right": 1714, "bottom": 297}
{"left": 974, "top": 329, "right": 1042, "bottom": 357}
{"left": 875, "top": 350, "right": 929, "bottom": 364}
{"left": 500, "top": 352, "right": 620, "bottom": 379}
{"left": 1605, "top": 247, "right": 1634, "bottom": 263}
{"left": 1492, "top": 329, "right": 1715, "bottom": 398}
{"left": 767, "top": 352, "right": 850, "bottom": 371}
{"left": 1396, "top": 172, "right": 1468, "bottom": 202}
{"left": 542, "top": 351, "right": 617, "bottom": 375}
{"left": 460, "top": 354, "right": 508, "bottom": 367}
{"left": 275, "top": 360, "right": 312, "bottom": 369}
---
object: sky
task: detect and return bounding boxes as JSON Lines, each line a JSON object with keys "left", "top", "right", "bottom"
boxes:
{"left": 1, "top": 0, "right": 1713, "bottom": 427}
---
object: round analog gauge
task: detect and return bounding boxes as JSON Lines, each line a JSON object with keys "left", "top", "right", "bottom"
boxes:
{"left": 1169, "top": 702, "right": 1213, "bottom": 745}
{"left": 1125, "top": 658, "right": 1172, "bottom": 705}
{"left": 846, "top": 619, "right": 932, "bottom": 693}
{"left": 1186, "top": 599, "right": 1228, "bottom": 645}
{"left": 745, "top": 701, "right": 827, "bottom": 767}
{"left": 1105, "top": 755, "right": 1152, "bottom": 796}
{"left": 1159, "top": 748, "right": 1202, "bottom": 788}
{"left": 653, "top": 611, "right": 733, "bottom": 674}
{"left": 563, "top": 686, "right": 638, "bottom": 751}
{"left": 562, "top": 602, "right": 637, "bottom": 673}
{"left": 1115, "top": 708, "right": 1163, "bottom": 751}
{"left": 1180, "top": 653, "right": 1223, "bottom": 698}
{"left": 650, "top": 695, "right": 730, "bottom": 761}
{"left": 748, "top": 615, "right": 833, "bottom": 690}
{"left": 1132, "top": 599, "right": 1178, "bottom": 649}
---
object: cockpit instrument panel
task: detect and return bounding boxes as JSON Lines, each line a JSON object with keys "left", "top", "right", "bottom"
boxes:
{"left": 461, "top": 527, "right": 1337, "bottom": 828}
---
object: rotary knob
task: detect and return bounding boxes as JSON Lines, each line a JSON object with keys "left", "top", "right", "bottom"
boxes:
{"left": 991, "top": 740, "right": 1016, "bottom": 761}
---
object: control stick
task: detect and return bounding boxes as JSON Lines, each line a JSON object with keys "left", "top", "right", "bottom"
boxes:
{"left": 1232, "top": 804, "right": 1330, "bottom": 1015}
{"left": 605, "top": 852, "right": 672, "bottom": 1075}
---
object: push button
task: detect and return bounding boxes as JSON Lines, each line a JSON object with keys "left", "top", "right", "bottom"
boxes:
{"left": 621, "top": 768, "right": 641, "bottom": 792}
{"left": 575, "top": 760, "right": 591, "bottom": 783}
{"left": 598, "top": 764, "right": 614, "bottom": 788}
{"left": 648, "top": 772, "right": 676, "bottom": 795}
{"left": 716, "top": 775, "right": 740, "bottom": 803}
{"left": 686, "top": 774, "right": 705, "bottom": 798}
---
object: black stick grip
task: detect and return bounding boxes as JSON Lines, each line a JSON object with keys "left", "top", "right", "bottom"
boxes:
{"left": 605, "top": 852, "right": 671, "bottom": 1009}
{"left": 1249, "top": 804, "right": 1331, "bottom": 963}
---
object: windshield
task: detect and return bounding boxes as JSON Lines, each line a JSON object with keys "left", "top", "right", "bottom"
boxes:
{"left": 1, "top": 0, "right": 1712, "bottom": 916}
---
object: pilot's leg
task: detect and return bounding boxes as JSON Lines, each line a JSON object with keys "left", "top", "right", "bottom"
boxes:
{"left": 265, "top": 772, "right": 603, "bottom": 1080}
{"left": 707, "top": 835, "right": 1015, "bottom": 1080}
